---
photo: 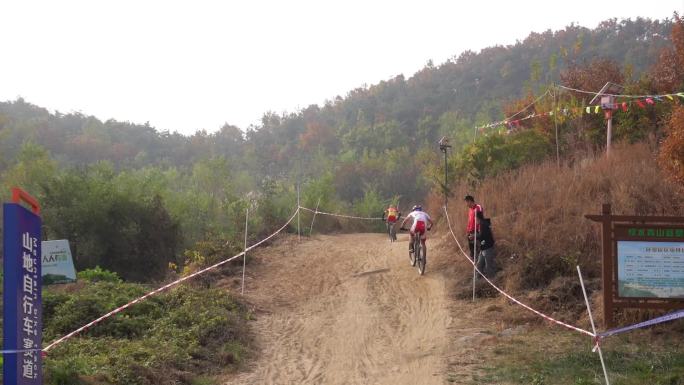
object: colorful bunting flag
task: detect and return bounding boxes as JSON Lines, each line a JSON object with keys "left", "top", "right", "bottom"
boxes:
{"left": 474, "top": 89, "right": 684, "bottom": 133}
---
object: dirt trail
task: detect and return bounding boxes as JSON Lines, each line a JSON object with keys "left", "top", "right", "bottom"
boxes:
{"left": 228, "top": 233, "right": 487, "bottom": 385}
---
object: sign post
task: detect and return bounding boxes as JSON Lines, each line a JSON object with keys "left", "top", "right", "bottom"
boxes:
{"left": 586, "top": 204, "right": 684, "bottom": 327}
{"left": 3, "top": 188, "right": 43, "bottom": 385}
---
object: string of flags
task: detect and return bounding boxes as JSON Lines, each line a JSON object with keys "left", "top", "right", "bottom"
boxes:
{"left": 477, "top": 90, "right": 684, "bottom": 133}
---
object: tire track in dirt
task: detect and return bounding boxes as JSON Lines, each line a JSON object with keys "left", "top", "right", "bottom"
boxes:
{"left": 227, "top": 233, "right": 465, "bottom": 385}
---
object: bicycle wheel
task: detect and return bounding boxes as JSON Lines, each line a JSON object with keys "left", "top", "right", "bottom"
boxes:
{"left": 417, "top": 240, "right": 427, "bottom": 275}
{"left": 409, "top": 237, "right": 417, "bottom": 266}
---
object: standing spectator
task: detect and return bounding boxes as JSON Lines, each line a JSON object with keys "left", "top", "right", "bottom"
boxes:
{"left": 475, "top": 211, "right": 496, "bottom": 278}
{"left": 464, "top": 195, "right": 483, "bottom": 261}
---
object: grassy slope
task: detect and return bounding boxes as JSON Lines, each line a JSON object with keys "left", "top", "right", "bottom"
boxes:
{"left": 435, "top": 142, "right": 684, "bottom": 385}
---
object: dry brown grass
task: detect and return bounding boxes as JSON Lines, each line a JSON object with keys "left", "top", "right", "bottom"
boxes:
{"left": 433, "top": 142, "right": 684, "bottom": 324}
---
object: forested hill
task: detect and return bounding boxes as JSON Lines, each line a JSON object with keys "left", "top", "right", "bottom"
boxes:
{"left": 0, "top": 16, "right": 674, "bottom": 203}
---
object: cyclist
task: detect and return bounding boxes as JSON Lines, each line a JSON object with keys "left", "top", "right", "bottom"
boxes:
{"left": 382, "top": 204, "right": 402, "bottom": 240}
{"left": 400, "top": 205, "right": 433, "bottom": 253}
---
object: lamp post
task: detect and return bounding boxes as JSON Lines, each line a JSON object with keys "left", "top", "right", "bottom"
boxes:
{"left": 439, "top": 137, "right": 452, "bottom": 208}
{"left": 601, "top": 95, "right": 614, "bottom": 157}
{"left": 590, "top": 82, "right": 623, "bottom": 157}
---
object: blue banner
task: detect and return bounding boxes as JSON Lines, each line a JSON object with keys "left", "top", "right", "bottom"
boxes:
{"left": 3, "top": 203, "right": 43, "bottom": 385}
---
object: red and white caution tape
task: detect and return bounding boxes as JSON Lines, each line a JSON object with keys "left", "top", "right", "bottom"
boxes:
{"left": 299, "top": 206, "right": 383, "bottom": 221}
{"left": 443, "top": 207, "right": 595, "bottom": 337}
{"left": 43, "top": 207, "right": 301, "bottom": 352}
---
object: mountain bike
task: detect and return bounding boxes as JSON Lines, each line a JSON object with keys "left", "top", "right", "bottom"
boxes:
{"left": 400, "top": 226, "right": 430, "bottom": 275}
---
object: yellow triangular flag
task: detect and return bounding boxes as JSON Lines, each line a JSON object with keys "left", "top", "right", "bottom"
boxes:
{"left": 595, "top": 105, "right": 600, "bottom": 113}
{"left": 666, "top": 94, "right": 674, "bottom": 100}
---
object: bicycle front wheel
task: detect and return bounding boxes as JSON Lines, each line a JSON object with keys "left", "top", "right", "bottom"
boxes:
{"left": 417, "top": 241, "right": 427, "bottom": 275}
{"left": 409, "top": 239, "right": 417, "bottom": 266}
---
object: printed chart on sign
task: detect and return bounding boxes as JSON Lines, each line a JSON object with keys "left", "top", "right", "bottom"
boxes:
{"left": 617, "top": 241, "right": 684, "bottom": 298}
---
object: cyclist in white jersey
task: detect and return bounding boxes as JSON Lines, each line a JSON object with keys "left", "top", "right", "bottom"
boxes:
{"left": 400, "top": 205, "right": 433, "bottom": 253}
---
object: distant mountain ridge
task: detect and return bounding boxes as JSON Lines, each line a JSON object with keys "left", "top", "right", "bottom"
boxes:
{"left": 0, "top": 16, "right": 674, "bottom": 202}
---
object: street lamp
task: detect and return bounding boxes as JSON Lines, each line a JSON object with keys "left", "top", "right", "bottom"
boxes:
{"left": 439, "top": 137, "right": 452, "bottom": 207}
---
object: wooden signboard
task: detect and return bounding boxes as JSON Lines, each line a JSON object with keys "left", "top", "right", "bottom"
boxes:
{"left": 586, "top": 204, "right": 684, "bottom": 327}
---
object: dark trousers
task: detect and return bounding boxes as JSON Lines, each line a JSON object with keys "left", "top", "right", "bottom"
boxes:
{"left": 476, "top": 246, "right": 497, "bottom": 278}
{"left": 468, "top": 240, "right": 477, "bottom": 262}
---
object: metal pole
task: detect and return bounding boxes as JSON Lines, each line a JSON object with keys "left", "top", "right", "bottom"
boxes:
{"left": 472, "top": 216, "right": 478, "bottom": 302}
{"left": 577, "top": 265, "right": 611, "bottom": 385}
{"left": 444, "top": 149, "right": 448, "bottom": 208}
{"left": 297, "top": 184, "right": 301, "bottom": 242}
{"left": 554, "top": 86, "right": 560, "bottom": 167}
{"left": 606, "top": 111, "right": 612, "bottom": 157}
{"left": 241, "top": 208, "right": 249, "bottom": 295}
{"left": 309, "top": 197, "right": 321, "bottom": 236}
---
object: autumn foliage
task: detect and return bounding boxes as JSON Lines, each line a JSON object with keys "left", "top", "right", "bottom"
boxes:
{"left": 658, "top": 105, "right": 684, "bottom": 186}
{"left": 560, "top": 58, "right": 624, "bottom": 96}
{"left": 651, "top": 12, "right": 684, "bottom": 92}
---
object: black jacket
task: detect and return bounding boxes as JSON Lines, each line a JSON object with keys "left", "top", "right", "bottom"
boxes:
{"left": 476, "top": 218, "right": 495, "bottom": 250}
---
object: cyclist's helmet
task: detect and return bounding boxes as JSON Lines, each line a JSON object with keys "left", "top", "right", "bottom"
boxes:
{"left": 412, "top": 205, "right": 422, "bottom": 212}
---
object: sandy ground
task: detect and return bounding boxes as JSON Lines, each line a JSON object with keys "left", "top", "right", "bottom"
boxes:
{"left": 223, "top": 232, "right": 496, "bottom": 385}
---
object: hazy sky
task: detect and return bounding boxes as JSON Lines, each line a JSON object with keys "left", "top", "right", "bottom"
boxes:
{"left": 0, "top": 1, "right": 681, "bottom": 135}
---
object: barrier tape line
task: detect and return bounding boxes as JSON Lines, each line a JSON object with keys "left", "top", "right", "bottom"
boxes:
{"left": 0, "top": 349, "right": 43, "bottom": 354}
{"left": 443, "top": 207, "right": 595, "bottom": 337}
{"left": 299, "top": 206, "right": 383, "bottom": 220}
{"left": 598, "top": 309, "right": 684, "bottom": 339}
{"left": 43, "top": 208, "right": 301, "bottom": 352}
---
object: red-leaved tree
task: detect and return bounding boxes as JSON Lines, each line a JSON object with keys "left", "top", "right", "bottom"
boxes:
{"left": 659, "top": 105, "right": 684, "bottom": 186}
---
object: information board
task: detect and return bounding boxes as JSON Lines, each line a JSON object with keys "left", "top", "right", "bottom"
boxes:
{"left": 617, "top": 241, "right": 684, "bottom": 298}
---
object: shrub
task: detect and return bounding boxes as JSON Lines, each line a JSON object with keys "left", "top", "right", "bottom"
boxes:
{"left": 77, "top": 266, "right": 122, "bottom": 283}
{"left": 43, "top": 280, "right": 251, "bottom": 385}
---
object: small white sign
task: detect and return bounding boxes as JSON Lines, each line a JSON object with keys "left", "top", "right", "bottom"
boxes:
{"left": 41, "top": 240, "right": 77, "bottom": 284}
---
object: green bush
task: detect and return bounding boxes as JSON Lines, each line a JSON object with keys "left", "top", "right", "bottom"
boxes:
{"left": 43, "top": 280, "right": 251, "bottom": 385}
{"left": 453, "top": 129, "right": 551, "bottom": 183}
{"left": 77, "top": 266, "right": 122, "bottom": 283}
